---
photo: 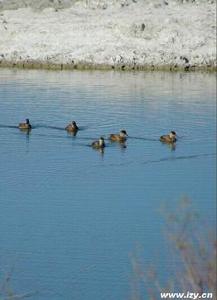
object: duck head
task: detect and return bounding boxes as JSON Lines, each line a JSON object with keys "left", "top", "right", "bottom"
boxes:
{"left": 99, "top": 137, "right": 105, "bottom": 147}
{"left": 120, "top": 130, "right": 128, "bottom": 137}
{"left": 169, "top": 131, "right": 176, "bottom": 138}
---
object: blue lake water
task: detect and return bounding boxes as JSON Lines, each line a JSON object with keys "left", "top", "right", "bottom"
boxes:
{"left": 0, "top": 69, "right": 216, "bottom": 300}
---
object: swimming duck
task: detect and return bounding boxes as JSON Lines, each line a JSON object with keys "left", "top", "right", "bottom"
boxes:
{"left": 160, "top": 131, "right": 177, "bottom": 143}
{"left": 18, "top": 119, "right": 32, "bottom": 130}
{"left": 65, "top": 121, "right": 79, "bottom": 132}
{"left": 109, "top": 130, "right": 128, "bottom": 142}
{"left": 91, "top": 137, "right": 105, "bottom": 149}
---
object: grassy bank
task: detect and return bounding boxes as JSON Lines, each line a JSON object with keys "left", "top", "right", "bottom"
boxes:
{"left": 0, "top": 60, "right": 216, "bottom": 72}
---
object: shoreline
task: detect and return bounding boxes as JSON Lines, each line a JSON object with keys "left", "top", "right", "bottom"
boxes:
{"left": 0, "top": 60, "right": 216, "bottom": 73}
{"left": 0, "top": 1, "right": 215, "bottom": 73}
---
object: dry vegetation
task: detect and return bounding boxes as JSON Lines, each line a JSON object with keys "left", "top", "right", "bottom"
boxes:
{"left": 130, "top": 198, "right": 216, "bottom": 300}
{"left": 0, "top": 264, "right": 37, "bottom": 300}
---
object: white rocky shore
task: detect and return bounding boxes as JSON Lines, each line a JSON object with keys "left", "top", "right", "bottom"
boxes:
{"left": 0, "top": 0, "right": 216, "bottom": 70}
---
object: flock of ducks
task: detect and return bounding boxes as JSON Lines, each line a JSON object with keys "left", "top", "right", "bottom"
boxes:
{"left": 18, "top": 119, "right": 177, "bottom": 150}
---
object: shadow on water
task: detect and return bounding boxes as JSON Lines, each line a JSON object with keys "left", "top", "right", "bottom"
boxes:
{"left": 17, "top": 129, "right": 31, "bottom": 153}
{"left": 36, "top": 125, "right": 88, "bottom": 131}
{"left": 129, "top": 136, "right": 159, "bottom": 142}
{"left": 78, "top": 126, "right": 88, "bottom": 131}
{"left": 146, "top": 153, "right": 216, "bottom": 165}
{"left": 24, "top": 131, "right": 31, "bottom": 153}
{"left": 109, "top": 140, "right": 127, "bottom": 151}
{"left": 161, "top": 142, "right": 176, "bottom": 151}
{"left": 104, "top": 153, "right": 216, "bottom": 168}
{"left": 92, "top": 147, "right": 105, "bottom": 158}
{"left": 66, "top": 131, "right": 78, "bottom": 137}
{"left": 36, "top": 125, "right": 65, "bottom": 131}
{"left": 0, "top": 124, "right": 55, "bottom": 130}
{"left": 129, "top": 135, "right": 185, "bottom": 141}
{"left": 0, "top": 124, "right": 18, "bottom": 129}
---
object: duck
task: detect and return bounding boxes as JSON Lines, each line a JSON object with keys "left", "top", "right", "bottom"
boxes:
{"left": 109, "top": 130, "right": 128, "bottom": 142}
{"left": 65, "top": 121, "right": 79, "bottom": 132}
{"left": 91, "top": 137, "right": 105, "bottom": 149}
{"left": 18, "top": 119, "right": 32, "bottom": 130}
{"left": 160, "top": 131, "right": 177, "bottom": 143}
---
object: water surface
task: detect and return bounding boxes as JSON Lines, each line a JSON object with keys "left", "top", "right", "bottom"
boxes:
{"left": 0, "top": 69, "right": 216, "bottom": 299}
